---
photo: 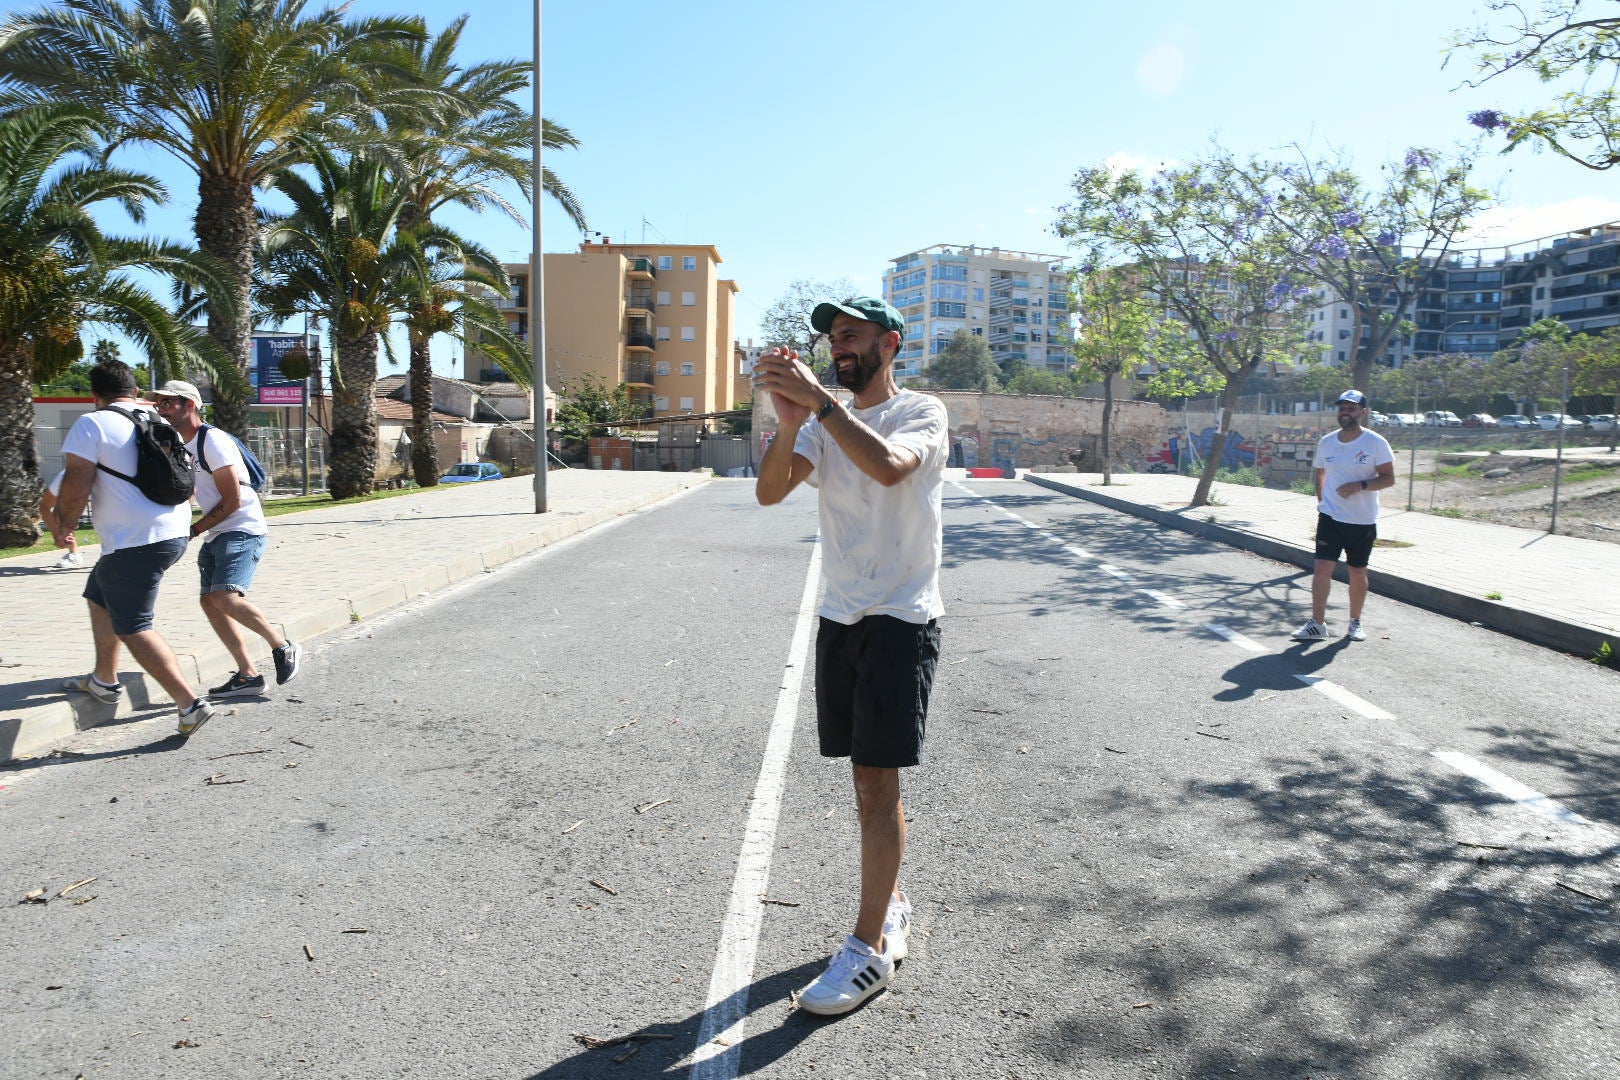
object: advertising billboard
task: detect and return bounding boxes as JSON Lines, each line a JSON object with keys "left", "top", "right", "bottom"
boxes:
{"left": 253, "top": 335, "right": 307, "bottom": 406}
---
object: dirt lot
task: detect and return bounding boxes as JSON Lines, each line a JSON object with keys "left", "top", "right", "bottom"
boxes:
{"left": 1381, "top": 446, "right": 1620, "bottom": 544}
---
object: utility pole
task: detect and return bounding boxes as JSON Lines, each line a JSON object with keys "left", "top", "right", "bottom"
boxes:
{"left": 531, "top": 0, "right": 548, "bottom": 513}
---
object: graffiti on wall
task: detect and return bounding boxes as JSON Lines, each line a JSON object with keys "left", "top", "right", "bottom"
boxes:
{"left": 1145, "top": 426, "right": 1276, "bottom": 473}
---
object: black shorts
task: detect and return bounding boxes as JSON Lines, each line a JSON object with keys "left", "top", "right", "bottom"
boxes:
{"left": 815, "top": 615, "right": 941, "bottom": 769}
{"left": 1314, "top": 513, "right": 1376, "bottom": 569}
{"left": 82, "top": 536, "right": 187, "bottom": 635}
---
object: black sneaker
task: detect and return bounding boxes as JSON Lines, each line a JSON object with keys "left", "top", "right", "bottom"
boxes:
{"left": 210, "top": 671, "right": 266, "bottom": 698}
{"left": 272, "top": 641, "right": 301, "bottom": 685}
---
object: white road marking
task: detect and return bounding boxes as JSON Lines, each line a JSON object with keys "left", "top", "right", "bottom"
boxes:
{"left": 1205, "top": 622, "right": 1269, "bottom": 654}
{"left": 688, "top": 540, "right": 821, "bottom": 1078}
{"left": 1098, "top": 564, "right": 1135, "bottom": 582}
{"left": 1064, "top": 545, "right": 1095, "bottom": 559}
{"left": 1141, "top": 590, "right": 1186, "bottom": 609}
{"left": 1291, "top": 674, "right": 1397, "bottom": 720}
{"left": 1432, "top": 750, "right": 1617, "bottom": 836}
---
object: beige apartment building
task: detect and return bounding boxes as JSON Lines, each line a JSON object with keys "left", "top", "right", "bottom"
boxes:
{"left": 474, "top": 241, "right": 740, "bottom": 421}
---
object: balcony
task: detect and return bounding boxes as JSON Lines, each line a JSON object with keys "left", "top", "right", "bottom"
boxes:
{"left": 626, "top": 330, "right": 656, "bottom": 351}
{"left": 627, "top": 257, "right": 656, "bottom": 280}
{"left": 626, "top": 291, "right": 656, "bottom": 314}
{"left": 1551, "top": 278, "right": 1620, "bottom": 300}
{"left": 624, "top": 359, "right": 654, "bottom": 386}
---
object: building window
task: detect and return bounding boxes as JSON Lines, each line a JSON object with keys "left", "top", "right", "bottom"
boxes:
{"left": 680, "top": 361, "right": 695, "bottom": 376}
{"left": 681, "top": 327, "right": 695, "bottom": 341}
{"left": 679, "top": 396, "right": 694, "bottom": 411}
{"left": 657, "top": 290, "right": 670, "bottom": 306}
{"left": 682, "top": 255, "right": 697, "bottom": 271}
{"left": 657, "top": 256, "right": 672, "bottom": 271}
{"left": 654, "top": 395, "right": 669, "bottom": 409}
{"left": 655, "top": 362, "right": 670, "bottom": 376}
{"left": 656, "top": 326, "right": 670, "bottom": 340}
{"left": 681, "top": 291, "right": 696, "bottom": 306}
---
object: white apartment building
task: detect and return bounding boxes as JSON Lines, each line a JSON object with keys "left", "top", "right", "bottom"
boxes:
{"left": 882, "top": 244, "right": 1073, "bottom": 381}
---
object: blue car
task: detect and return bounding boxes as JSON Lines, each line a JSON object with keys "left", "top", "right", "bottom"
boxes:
{"left": 440, "top": 462, "right": 503, "bottom": 483}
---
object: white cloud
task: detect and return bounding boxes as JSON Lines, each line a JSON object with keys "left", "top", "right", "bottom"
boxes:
{"left": 1454, "top": 196, "right": 1620, "bottom": 248}
{"left": 1135, "top": 43, "right": 1185, "bottom": 98}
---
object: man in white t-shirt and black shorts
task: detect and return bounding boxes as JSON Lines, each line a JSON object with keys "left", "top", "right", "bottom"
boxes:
{"left": 151, "top": 381, "right": 300, "bottom": 697}
{"left": 53, "top": 360, "right": 216, "bottom": 736}
{"left": 755, "top": 296, "right": 949, "bottom": 1016}
{"left": 1291, "top": 389, "right": 1396, "bottom": 643}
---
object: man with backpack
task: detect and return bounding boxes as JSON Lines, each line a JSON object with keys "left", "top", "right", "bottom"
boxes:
{"left": 150, "top": 381, "right": 300, "bottom": 698}
{"left": 52, "top": 360, "right": 217, "bottom": 737}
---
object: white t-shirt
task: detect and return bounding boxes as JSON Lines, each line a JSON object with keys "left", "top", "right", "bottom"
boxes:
{"left": 793, "top": 389, "right": 950, "bottom": 625}
{"left": 60, "top": 403, "right": 190, "bottom": 553}
{"left": 185, "top": 427, "right": 267, "bottom": 540}
{"left": 1313, "top": 427, "right": 1394, "bottom": 526}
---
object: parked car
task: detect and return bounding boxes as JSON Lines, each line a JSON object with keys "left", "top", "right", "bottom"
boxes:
{"left": 1385, "top": 413, "right": 1420, "bottom": 427}
{"left": 1462, "top": 413, "right": 1497, "bottom": 428}
{"left": 1586, "top": 414, "right": 1617, "bottom": 431}
{"left": 1423, "top": 410, "right": 1463, "bottom": 427}
{"left": 1496, "top": 414, "right": 1537, "bottom": 429}
{"left": 1535, "top": 413, "right": 1584, "bottom": 429}
{"left": 440, "top": 462, "right": 504, "bottom": 483}
{"left": 1368, "top": 411, "right": 1391, "bottom": 427}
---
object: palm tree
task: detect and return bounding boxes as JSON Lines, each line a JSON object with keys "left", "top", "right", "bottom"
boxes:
{"left": 361, "top": 16, "right": 586, "bottom": 483}
{"left": 259, "top": 142, "right": 502, "bottom": 499}
{"left": 0, "top": 102, "right": 237, "bottom": 547}
{"left": 0, "top": 0, "right": 429, "bottom": 437}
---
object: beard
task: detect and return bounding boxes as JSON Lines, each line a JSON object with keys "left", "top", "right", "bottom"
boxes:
{"left": 1337, "top": 411, "right": 1360, "bottom": 429}
{"left": 833, "top": 343, "right": 885, "bottom": 394}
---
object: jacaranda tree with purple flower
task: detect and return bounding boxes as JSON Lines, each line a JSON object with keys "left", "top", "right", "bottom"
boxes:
{"left": 1212, "top": 144, "right": 1490, "bottom": 392}
{"left": 1454, "top": 2, "right": 1620, "bottom": 171}
{"left": 1055, "top": 161, "right": 1307, "bottom": 507}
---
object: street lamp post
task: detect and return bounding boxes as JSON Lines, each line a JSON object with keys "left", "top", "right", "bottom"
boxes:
{"left": 1551, "top": 361, "right": 1570, "bottom": 533}
{"left": 531, "top": 1, "right": 548, "bottom": 513}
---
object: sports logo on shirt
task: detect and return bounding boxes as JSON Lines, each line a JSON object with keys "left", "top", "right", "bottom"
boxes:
{"left": 1355, "top": 451, "right": 1370, "bottom": 464}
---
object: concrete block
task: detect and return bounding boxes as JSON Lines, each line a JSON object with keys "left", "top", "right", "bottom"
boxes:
{"left": 343, "top": 581, "right": 410, "bottom": 621}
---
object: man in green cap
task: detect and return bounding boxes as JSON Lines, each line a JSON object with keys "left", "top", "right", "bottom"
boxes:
{"left": 755, "top": 296, "right": 949, "bottom": 1015}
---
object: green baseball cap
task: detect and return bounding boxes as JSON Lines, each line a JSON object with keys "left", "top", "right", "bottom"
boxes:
{"left": 810, "top": 296, "right": 905, "bottom": 337}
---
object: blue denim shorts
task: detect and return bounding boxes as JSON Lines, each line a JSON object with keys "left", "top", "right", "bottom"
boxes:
{"left": 82, "top": 536, "right": 187, "bottom": 635}
{"left": 198, "top": 531, "right": 267, "bottom": 595}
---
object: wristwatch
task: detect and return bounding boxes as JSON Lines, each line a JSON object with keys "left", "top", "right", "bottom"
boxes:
{"left": 817, "top": 399, "right": 839, "bottom": 421}
{"left": 1359, "top": 479, "right": 1368, "bottom": 490}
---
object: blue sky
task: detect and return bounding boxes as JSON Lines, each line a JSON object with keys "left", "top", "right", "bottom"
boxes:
{"left": 14, "top": 0, "right": 1620, "bottom": 377}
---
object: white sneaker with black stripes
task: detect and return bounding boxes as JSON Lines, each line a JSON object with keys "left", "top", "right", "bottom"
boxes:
{"left": 883, "top": 890, "right": 912, "bottom": 961}
{"left": 797, "top": 934, "right": 895, "bottom": 1016}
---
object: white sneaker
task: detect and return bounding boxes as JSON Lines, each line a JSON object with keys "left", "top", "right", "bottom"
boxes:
{"left": 797, "top": 934, "right": 895, "bottom": 1016}
{"left": 1346, "top": 619, "right": 1366, "bottom": 642}
{"left": 1290, "top": 619, "right": 1330, "bottom": 642}
{"left": 54, "top": 551, "right": 82, "bottom": 569}
{"left": 883, "top": 891, "right": 912, "bottom": 961}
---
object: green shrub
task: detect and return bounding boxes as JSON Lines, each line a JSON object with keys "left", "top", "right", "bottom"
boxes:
{"left": 1215, "top": 466, "right": 1265, "bottom": 487}
{"left": 1289, "top": 477, "right": 1316, "bottom": 496}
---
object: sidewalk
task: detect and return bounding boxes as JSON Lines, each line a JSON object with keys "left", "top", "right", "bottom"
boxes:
{"left": 1024, "top": 469, "right": 1620, "bottom": 662}
{"left": 0, "top": 470, "right": 708, "bottom": 763}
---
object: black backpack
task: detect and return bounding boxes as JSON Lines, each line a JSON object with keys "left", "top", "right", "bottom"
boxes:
{"left": 95, "top": 405, "right": 196, "bottom": 506}
{"left": 196, "top": 424, "right": 268, "bottom": 493}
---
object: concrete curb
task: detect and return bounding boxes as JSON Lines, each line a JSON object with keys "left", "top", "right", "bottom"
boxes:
{"left": 1025, "top": 473, "right": 1613, "bottom": 661}
{"left": 1, "top": 476, "right": 705, "bottom": 763}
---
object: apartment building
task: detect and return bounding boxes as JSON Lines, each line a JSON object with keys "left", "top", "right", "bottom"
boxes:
{"left": 1300, "top": 220, "right": 1620, "bottom": 368}
{"left": 882, "top": 244, "right": 1073, "bottom": 381}
{"left": 474, "top": 241, "right": 740, "bottom": 419}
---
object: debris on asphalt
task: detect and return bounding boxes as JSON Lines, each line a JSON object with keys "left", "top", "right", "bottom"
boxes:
{"left": 303, "top": 944, "right": 316, "bottom": 961}
{"left": 1456, "top": 841, "right": 1511, "bottom": 851}
{"left": 341, "top": 928, "right": 368, "bottom": 934}
{"left": 1555, "top": 881, "right": 1610, "bottom": 903}
{"left": 173, "top": 1039, "right": 199, "bottom": 1049}
{"left": 1104, "top": 746, "right": 1127, "bottom": 754}
{"left": 289, "top": 738, "right": 314, "bottom": 749}
{"left": 761, "top": 898, "right": 800, "bottom": 907}
{"left": 572, "top": 1032, "right": 675, "bottom": 1050}
{"left": 589, "top": 880, "right": 618, "bottom": 896}
{"left": 969, "top": 708, "right": 1005, "bottom": 714}
{"left": 1195, "top": 731, "right": 1230, "bottom": 741}
{"left": 634, "top": 799, "right": 670, "bottom": 815}
{"left": 21, "top": 888, "right": 47, "bottom": 904}
{"left": 203, "top": 774, "right": 247, "bottom": 785}
{"left": 562, "top": 820, "right": 585, "bottom": 834}
{"left": 283, "top": 763, "right": 300, "bottom": 769}
{"left": 1131, "top": 1002, "right": 1153, "bottom": 1009}
{"left": 823, "top": 808, "right": 835, "bottom": 818}
{"left": 57, "top": 878, "right": 96, "bottom": 899}
{"left": 607, "top": 718, "right": 639, "bottom": 734}
{"left": 207, "top": 749, "right": 272, "bottom": 761}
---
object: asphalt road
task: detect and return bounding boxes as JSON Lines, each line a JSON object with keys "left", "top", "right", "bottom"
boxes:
{"left": 2, "top": 479, "right": 1616, "bottom": 1080}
